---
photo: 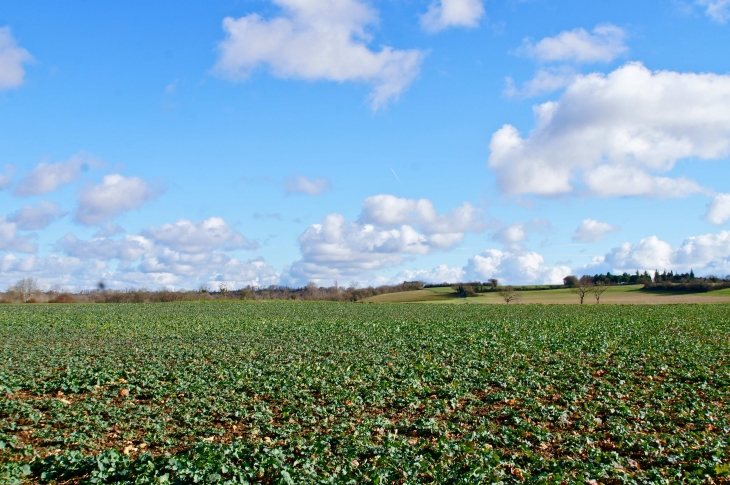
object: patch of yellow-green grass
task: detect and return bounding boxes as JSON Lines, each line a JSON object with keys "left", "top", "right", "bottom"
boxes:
{"left": 425, "top": 286, "right": 457, "bottom": 293}
{"left": 707, "top": 287, "right": 730, "bottom": 296}
{"left": 361, "top": 288, "right": 459, "bottom": 303}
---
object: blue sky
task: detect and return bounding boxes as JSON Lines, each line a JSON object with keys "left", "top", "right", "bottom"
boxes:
{"left": 1, "top": 0, "right": 730, "bottom": 289}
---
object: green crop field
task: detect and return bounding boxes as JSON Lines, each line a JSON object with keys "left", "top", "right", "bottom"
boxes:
{"left": 2, "top": 302, "right": 729, "bottom": 484}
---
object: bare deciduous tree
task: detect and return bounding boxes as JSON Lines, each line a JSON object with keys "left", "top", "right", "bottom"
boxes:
{"left": 570, "top": 277, "right": 593, "bottom": 304}
{"left": 591, "top": 282, "right": 608, "bottom": 304}
{"left": 10, "top": 277, "right": 39, "bottom": 303}
{"left": 498, "top": 286, "right": 520, "bottom": 304}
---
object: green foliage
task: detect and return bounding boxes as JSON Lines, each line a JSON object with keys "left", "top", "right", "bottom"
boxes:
{"left": 1, "top": 302, "right": 729, "bottom": 483}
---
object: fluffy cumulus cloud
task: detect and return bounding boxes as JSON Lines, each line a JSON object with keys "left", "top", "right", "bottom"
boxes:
{"left": 75, "top": 174, "right": 162, "bottom": 225}
{"left": 214, "top": 0, "right": 424, "bottom": 109}
{"left": 705, "top": 194, "right": 730, "bottom": 225}
{"left": 360, "top": 194, "right": 485, "bottom": 245}
{"left": 0, "top": 165, "right": 15, "bottom": 190}
{"left": 572, "top": 219, "right": 619, "bottom": 243}
{"left": 464, "top": 249, "right": 570, "bottom": 285}
{"left": 136, "top": 252, "right": 279, "bottom": 290}
{"left": 0, "top": 217, "right": 36, "bottom": 253}
{"left": 284, "top": 175, "right": 332, "bottom": 196}
{"left": 395, "top": 264, "right": 466, "bottom": 285}
{"left": 205, "top": 257, "right": 280, "bottom": 290}
{"left": 587, "top": 230, "right": 730, "bottom": 277}
{"left": 488, "top": 62, "right": 730, "bottom": 197}
{"left": 14, "top": 153, "right": 98, "bottom": 197}
{"left": 284, "top": 195, "right": 486, "bottom": 285}
{"left": 285, "top": 213, "right": 430, "bottom": 284}
{"left": 505, "top": 66, "right": 578, "bottom": 98}
{"left": 0, "top": 26, "right": 32, "bottom": 90}
{"left": 697, "top": 0, "right": 730, "bottom": 22}
{"left": 0, "top": 253, "right": 106, "bottom": 289}
{"left": 389, "top": 245, "right": 571, "bottom": 286}
{"left": 0, "top": 217, "right": 280, "bottom": 289}
{"left": 144, "top": 217, "right": 257, "bottom": 253}
{"left": 520, "top": 24, "right": 627, "bottom": 64}
{"left": 490, "top": 218, "right": 554, "bottom": 246}
{"left": 58, "top": 233, "right": 154, "bottom": 262}
{"left": 492, "top": 222, "right": 527, "bottom": 245}
{"left": 420, "top": 0, "right": 485, "bottom": 33}
{"left": 8, "top": 201, "right": 66, "bottom": 230}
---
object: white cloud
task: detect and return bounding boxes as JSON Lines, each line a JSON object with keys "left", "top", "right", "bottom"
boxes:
{"left": 284, "top": 195, "right": 486, "bottom": 285}
{"left": 464, "top": 249, "right": 571, "bottom": 285}
{"left": 389, "top": 244, "right": 570, "bottom": 286}
{"left": 0, "top": 253, "right": 106, "bottom": 289}
{"left": 206, "top": 257, "right": 280, "bottom": 289}
{"left": 14, "top": 153, "right": 98, "bottom": 197}
{"left": 214, "top": 0, "right": 425, "bottom": 109}
{"left": 7, "top": 200, "right": 66, "bottom": 230}
{"left": 492, "top": 222, "right": 527, "bottom": 245}
{"left": 490, "top": 219, "right": 553, "bottom": 246}
{"left": 0, "top": 212, "right": 274, "bottom": 290}
{"left": 75, "top": 174, "right": 162, "bottom": 225}
{"left": 582, "top": 166, "right": 705, "bottom": 198}
{"left": 520, "top": 24, "right": 627, "bottom": 64}
{"left": 420, "top": 0, "right": 485, "bottom": 33}
{"left": 395, "top": 264, "right": 465, "bottom": 284}
{"left": 696, "top": 0, "right": 730, "bottom": 22}
{"left": 706, "top": 193, "right": 730, "bottom": 225}
{"left": 288, "top": 213, "right": 428, "bottom": 282}
{"left": 488, "top": 62, "right": 730, "bottom": 197}
{"left": 0, "top": 217, "right": 36, "bottom": 253}
{"left": 58, "top": 233, "right": 154, "bottom": 262}
{"left": 572, "top": 218, "right": 619, "bottom": 243}
{"left": 46, "top": 216, "right": 272, "bottom": 290}
{"left": 144, "top": 217, "right": 257, "bottom": 253}
{"left": 0, "top": 245, "right": 278, "bottom": 291}
{"left": 586, "top": 230, "right": 730, "bottom": 276}
{"left": 0, "top": 165, "right": 16, "bottom": 190}
{"left": 0, "top": 26, "right": 32, "bottom": 90}
{"left": 505, "top": 67, "right": 577, "bottom": 98}
{"left": 93, "top": 222, "right": 126, "bottom": 238}
{"left": 605, "top": 237, "right": 674, "bottom": 271}
{"left": 137, "top": 252, "right": 279, "bottom": 289}
{"left": 284, "top": 175, "right": 332, "bottom": 196}
{"left": 360, "top": 194, "right": 485, "bottom": 243}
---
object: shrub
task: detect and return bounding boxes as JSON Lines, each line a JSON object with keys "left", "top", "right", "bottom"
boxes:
{"left": 50, "top": 294, "right": 75, "bottom": 304}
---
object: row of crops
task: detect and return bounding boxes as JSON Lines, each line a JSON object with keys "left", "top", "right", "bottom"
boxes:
{"left": 1, "top": 302, "right": 729, "bottom": 483}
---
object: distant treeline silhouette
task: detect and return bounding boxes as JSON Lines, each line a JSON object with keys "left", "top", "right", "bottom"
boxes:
{"left": 4, "top": 270, "right": 730, "bottom": 304}
{"left": 1, "top": 279, "right": 426, "bottom": 304}
{"left": 565, "top": 270, "right": 730, "bottom": 292}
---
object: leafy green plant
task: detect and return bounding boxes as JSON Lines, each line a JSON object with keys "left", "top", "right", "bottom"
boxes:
{"left": 1, "top": 302, "right": 729, "bottom": 483}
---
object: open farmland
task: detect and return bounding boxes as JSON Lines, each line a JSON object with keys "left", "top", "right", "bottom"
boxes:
{"left": 362, "top": 285, "right": 730, "bottom": 305}
{"left": 2, "top": 303, "right": 730, "bottom": 484}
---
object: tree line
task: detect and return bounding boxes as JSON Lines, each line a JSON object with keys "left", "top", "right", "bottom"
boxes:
{"left": 0, "top": 278, "right": 426, "bottom": 304}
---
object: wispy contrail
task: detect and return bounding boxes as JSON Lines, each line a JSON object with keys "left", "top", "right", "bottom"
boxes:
{"left": 390, "top": 168, "right": 401, "bottom": 183}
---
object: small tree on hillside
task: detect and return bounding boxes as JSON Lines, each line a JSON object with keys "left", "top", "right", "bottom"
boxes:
{"left": 563, "top": 275, "right": 579, "bottom": 287}
{"left": 570, "top": 277, "right": 593, "bottom": 304}
{"left": 591, "top": 282, "right": 608, "bottom": 304}
{"left": 456, "top": 284, "right": 477, "bottom": 298}
{"left": 498, "top": 286, "right": 520, "bottom": 304}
